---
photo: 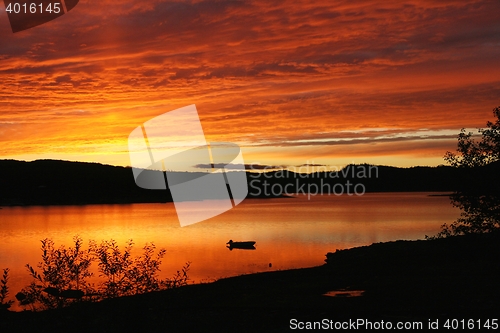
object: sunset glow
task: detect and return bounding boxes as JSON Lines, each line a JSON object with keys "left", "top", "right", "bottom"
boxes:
{"left": 1, "top": 0, "right": 499, "bottom": 168}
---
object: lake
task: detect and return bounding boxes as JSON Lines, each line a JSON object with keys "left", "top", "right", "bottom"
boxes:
{"left": 0, "top": 192, "right": 459, "bottom": 310}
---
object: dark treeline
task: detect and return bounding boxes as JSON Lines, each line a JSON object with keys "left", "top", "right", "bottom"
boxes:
{"left": 248, "top": 161, "right": 499, "bottom": 196}
{"left": 0, "top": 160, "right": 172, "bottom": 206}
{"left": 0, "top": 159, "right": 498, "bottom": 206}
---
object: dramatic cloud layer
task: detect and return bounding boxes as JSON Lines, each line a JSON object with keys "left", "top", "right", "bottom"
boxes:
{"left": 1, "top": 0, "right": 499, "bottom": 168}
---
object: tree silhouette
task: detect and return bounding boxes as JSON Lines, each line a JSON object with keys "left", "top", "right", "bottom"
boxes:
{"left": 438, "top": 106, "right": 500, "bottom": 236}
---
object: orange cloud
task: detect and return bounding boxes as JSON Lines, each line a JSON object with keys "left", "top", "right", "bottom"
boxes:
{"left": 0, "top": 0, "right": 499, "bottom": 168}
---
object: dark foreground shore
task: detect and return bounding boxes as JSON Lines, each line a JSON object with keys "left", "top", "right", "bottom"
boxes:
{"left": 1, "top": 233, "right": 499, "bottom": 332}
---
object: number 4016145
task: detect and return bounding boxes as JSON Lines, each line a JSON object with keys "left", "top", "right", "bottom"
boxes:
{"left": 5, "top": 2, "right": 61, "bottom": 14}
{"left": 443, "top": 319, "right": 498, "bottom": 330}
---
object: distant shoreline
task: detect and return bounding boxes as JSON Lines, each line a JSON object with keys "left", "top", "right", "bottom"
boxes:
{"left": 0, "top": 159, "right": 476, "bottom": 207}
{"left": 0, "top": 190, "right": 454, "bottom": 208}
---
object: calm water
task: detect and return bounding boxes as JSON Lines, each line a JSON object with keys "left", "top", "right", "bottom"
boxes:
{"left": 0, "top": 192, "right": 459, "bottom": 310}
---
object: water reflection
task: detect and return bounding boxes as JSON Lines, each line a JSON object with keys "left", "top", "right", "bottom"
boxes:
{"left": 0, "top": 192, "right": 458, "bottom": 311}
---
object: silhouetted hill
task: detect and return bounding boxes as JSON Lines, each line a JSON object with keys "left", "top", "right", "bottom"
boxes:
{"left": 0, "top": 159, "right": 498, "bottom": 206}
{"left": 246, "top": 164, "right": 462, "bottom": 195}
{"left": 0, "top": 160, "right": 171, "bottom": 206}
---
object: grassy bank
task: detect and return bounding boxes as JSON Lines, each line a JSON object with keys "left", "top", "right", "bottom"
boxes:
{"left": 1, "top": 233, "right": 499, "bottom": 332}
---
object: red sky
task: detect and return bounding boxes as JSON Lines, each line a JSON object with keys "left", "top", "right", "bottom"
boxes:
{"left": 1, "top": 0, "right": 499, "bottom": 169}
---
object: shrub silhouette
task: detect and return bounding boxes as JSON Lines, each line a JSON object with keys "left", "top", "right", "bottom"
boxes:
{"left": 90, "top": 239, "right": 134, "bottom": 298}
{"left": 17, "top": 236, "right": 190, "bottom": 310}
{"left": 436, "top": 106, "right": 500, "bottom": 237}
{"left": 17, "top": 236, "right": 94, "bottom": 310}
{"left": 0, "top": 268, "right": 14, "bottom": 311}
{"left": 128, "top": 243, "right": 167, "bottom": 293}
{"left": 91, "top": 240, "right": 190, "bottom": 297}
{"left": 166, "top": 261, "right": 191, "bottom": 289}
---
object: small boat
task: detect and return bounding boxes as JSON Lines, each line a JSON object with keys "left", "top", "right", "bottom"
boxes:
{"left": 226, "top": 240, "right": 256, "bottom": 250}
